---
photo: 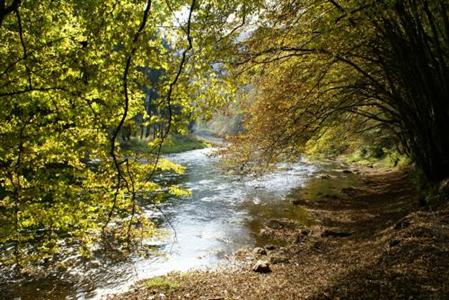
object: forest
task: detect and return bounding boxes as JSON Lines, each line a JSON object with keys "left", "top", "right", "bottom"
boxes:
{"left": 1, "top": 0, "right": 449, "bottom": 299}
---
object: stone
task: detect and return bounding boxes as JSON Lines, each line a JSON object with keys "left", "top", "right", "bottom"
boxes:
{"left": 252, "top": 260, "right": 271, "bottom": 273}
{"left": 342, "top": 169, "right": 353, "bottom": 174}
{"left": 253, "top": 247, "right": 267, "bottom": 256}
{"left": 265, "top": 244, "right": 276, "bottom": 250}
{"left": 394, "top": 217, "right": 412, "bottom": 230}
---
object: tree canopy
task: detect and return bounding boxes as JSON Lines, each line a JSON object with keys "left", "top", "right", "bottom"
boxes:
{"left": 224, "top": 0, "right": 449, "bottom": 183}
{"left": 1, "top": 0, "right": 448, "bottom": 270}
{"left": 0, "top": 0, "right": 244, "bottom": 267}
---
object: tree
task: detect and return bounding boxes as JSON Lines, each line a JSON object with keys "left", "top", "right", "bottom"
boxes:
{"left": 224, "top": 0, "right": 449, "bottom": 183}
{"left": 0, "top": 0, "right": 238, "bottom": 268}
{"left": 0, "top": 0, "right": 269, "bottom": 269}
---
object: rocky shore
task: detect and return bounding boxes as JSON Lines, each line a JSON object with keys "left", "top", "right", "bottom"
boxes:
{"left": 109, "top": 167, "right": 449, "bottom": 299}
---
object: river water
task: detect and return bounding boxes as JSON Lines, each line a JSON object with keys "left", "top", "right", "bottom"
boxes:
{"left": 3, "top": 148, "right": 359, "bottom": 299}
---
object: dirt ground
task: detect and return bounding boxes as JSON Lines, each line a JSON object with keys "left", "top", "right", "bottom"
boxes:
{"left": 110, "top": 167, "right": 449, "bottom": 299}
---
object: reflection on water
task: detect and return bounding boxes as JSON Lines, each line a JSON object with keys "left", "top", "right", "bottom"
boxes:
{"left": 4, "top": 148, "right": 363, "bottom": 299}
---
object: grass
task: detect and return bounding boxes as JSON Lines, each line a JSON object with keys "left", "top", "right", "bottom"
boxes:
{"left": 143, "top": 277, "right": 180, "bottom": 291}
{"left": 344, "top": 147, "right": 411, "bottom": 168}
{"left": 159, "top": 135, "right": 210, "bottom": 154}
{"left": 122, "top": 134, "right": 210, "bottom": 155}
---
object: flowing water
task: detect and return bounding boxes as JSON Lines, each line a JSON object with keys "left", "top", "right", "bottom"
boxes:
{"left": 2, "top": 148, "right": 361, "bottom": 299}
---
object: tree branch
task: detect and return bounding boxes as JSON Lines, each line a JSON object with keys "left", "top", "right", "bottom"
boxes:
{"left": 104, "top": 0, "right": 153, "bottom": 232}
{"left": 162, "top": 0, "right": 196, "bottom": 138}
{"left": 15, "top": 9, "right": 32, "bottom": 89}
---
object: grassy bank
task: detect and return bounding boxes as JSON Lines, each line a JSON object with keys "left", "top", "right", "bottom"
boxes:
{"left": 122, "top": 135, "right": 210, "bottom": 155}
{"left": 343, "top": 148, "right": 411, "bottom": 169}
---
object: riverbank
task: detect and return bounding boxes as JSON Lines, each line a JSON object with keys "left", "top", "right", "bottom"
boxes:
{"left": 121, "top": 134, "right": 211, "bottom": 154}
{"left": 110, "top": 166, "right": 449, "bottom": 299}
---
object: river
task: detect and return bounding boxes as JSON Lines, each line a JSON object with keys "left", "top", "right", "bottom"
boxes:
{"left": 2, "top": 148, "right": 359, "bottom": 299}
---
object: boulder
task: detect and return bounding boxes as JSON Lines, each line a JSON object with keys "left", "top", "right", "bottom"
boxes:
{"left": 252, "top": 260, "right": 271, "bottom": 273}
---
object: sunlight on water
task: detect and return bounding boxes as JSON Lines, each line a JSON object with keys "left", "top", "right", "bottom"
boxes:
{"left": 5, "top": 148, "right": 321, "bottom": 299}
{"left": 90, "top": 148, "right": 318, "bottom": 298}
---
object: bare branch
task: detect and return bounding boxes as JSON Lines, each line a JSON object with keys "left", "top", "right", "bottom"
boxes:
{"left": 163, "top": 0, "right": 196, "bottom": 138}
